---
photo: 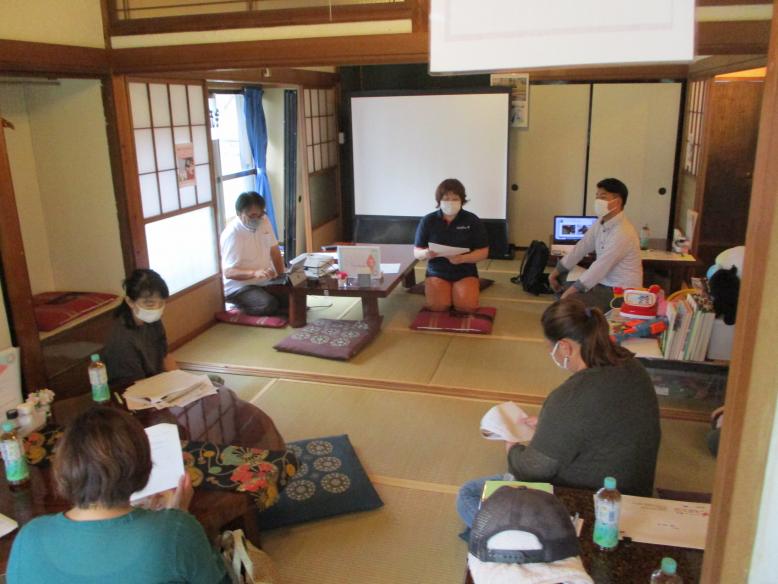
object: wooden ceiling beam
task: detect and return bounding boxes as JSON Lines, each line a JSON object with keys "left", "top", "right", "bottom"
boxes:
{"left": 697, "top": 20, "right": 772, "bottom": 54}
{"left": 144, "top": 67, "right": 339, "bottom": 87}
{"left": 0, "top": 40, "right": 109, "bottom": 76}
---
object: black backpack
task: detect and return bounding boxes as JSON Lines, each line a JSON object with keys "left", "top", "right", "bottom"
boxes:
{"left": 511, "top": 240, "right": 552, "bottom": 295}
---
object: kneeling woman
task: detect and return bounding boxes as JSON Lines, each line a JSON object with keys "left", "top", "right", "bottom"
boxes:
{"left": 102, "top": 268, "right": 178, "bottom": 387}
{"left": 414, "top": 178, "right": 489, "bottom": 313}
{"left": 456, "top": 298, "right": 660, "bottom": 529}
{"left": 7, "top": 407, "right": 228, "bottom": 583}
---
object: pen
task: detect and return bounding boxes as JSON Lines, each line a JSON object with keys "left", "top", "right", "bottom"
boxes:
{"left": 113, "top": 392, "right": 124, "bottom": 405}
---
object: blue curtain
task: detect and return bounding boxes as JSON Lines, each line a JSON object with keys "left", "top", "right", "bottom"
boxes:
{"left": 244, "top": 87, "right": 277, "bottom": 237}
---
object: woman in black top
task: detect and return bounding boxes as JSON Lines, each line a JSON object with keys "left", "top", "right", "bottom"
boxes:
{"left": 414, "top": 178, "right": 489, "bottom": 313}
{"left": 102, "top": 269, "right": 177, "bottom": 387}
{"left": 456, "top": 298, "right": 660, "bottom": 529}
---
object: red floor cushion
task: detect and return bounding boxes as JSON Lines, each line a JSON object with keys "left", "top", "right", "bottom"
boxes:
{"left": 407, "top": 278, "right": 494, "bottom": 295}
{"left": 410, "top": 307, "right": 496, "bottom": 335}
{"left": 33, "top": 291, "right": 118, "bottom": 332}
{"left": 215, "top": 309, "right": 288, "bottom": 328}
{"left": 273, "top": 318, "right": 381, "bottom": 360}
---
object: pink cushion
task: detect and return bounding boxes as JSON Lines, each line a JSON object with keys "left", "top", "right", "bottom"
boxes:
{"left": 215, "top": 309, "right": 288, "bottom": 328}
{"left": 273, "top": 318, "right": 381, "bottom": 361}
{"left": 33, "top": 291, "right": 118, "bottom": 332}
{"left": 407, "top": 278, "right": 494, "bottom": 295}
{"left": 410, "top": 307, "right": 496, "bottom": 335}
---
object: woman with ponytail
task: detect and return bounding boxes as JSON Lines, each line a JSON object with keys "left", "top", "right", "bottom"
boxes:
{"left": 456, "top": 298, "right": 660, "bottom": 531}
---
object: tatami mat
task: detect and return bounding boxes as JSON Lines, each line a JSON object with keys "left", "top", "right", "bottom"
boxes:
{"left": 253, "top": 379, "right": 716, "bottom": 494}
{"left": 260, "top": 484, "right": 467, "bottom": 584}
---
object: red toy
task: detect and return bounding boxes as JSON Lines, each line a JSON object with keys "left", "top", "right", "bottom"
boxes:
{"left": 615, "top": 285, "right": 663, "bottom": 319}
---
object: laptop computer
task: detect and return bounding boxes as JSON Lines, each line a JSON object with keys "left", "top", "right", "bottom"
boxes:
{"left": 551, "top": 215, "right": 597, "bottom": 255}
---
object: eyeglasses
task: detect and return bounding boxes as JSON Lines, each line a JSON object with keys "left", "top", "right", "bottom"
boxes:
{"left": 135, "top": 296, "right": 165, "bottom": 309}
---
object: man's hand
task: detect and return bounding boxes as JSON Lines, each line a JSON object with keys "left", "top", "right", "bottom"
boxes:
{"left": 548, "top": 269, "right": 562, "bottom": 292}
{"left": 254, "top": 268, "right": 274, "bottom": 280}
{"left": 448, "top": 254, "right": 467, "bottom": 265}
{"left": 426, "top": 250, "right": 438, "bottom": 259}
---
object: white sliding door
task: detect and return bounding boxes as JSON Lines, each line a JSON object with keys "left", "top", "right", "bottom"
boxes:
{"left": 511, "top": 84, "right": 591, "bottom": 247}
{"left": 586, "top": 83, "right": 682, "bottom": 239}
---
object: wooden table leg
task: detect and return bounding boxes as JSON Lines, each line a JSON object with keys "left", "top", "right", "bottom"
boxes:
{"left": 362, "top": 297, "right": 380, "bottom": 321}
{"left": 403, "top": 268, "right": 417, "bottom": 288}
{"left": 288, "top": 289, "right": 307, "bottom": 327}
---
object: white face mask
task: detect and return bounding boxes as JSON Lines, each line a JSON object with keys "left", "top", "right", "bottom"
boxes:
{"left": 440, "top": 200, "right": 462, "bottom": 216}
{"left": 550, "top": 341, "right": 569, "bottom": 370}
{"left": 134, "top": 306, "right": 164, "bottom": 324}
{"left": 242, "top": 217, "right": 261, "bottom": 231}
{"left": 594, "top": 198, "right": 612, "bottom": 218}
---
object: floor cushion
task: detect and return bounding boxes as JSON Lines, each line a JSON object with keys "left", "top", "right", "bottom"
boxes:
{"left": 215, "top": 309, "right": 288, "bottom": 328}
{"left": 410, "top": 307, "right": 496, "bottom": 335}
{"left": 407, "top": 277, "right": 494, "bottom": 295}
{"left": 33, "top": 291, "right": 118, "bottom": 332}
{"left": 273, "top": 318, "right": 381, "bottom": 360}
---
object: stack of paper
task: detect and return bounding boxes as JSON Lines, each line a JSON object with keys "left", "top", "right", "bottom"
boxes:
{"left": 480, "top": 402, "right": 535, "bottom": 443}
{"left": 123, "top": 370, "right": 216, "bottom": 411}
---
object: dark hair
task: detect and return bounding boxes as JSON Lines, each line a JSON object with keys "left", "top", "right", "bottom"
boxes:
{"left": 597, "top": 178, "right": 629, "bottom": 207}
{"left": 709, "top": 266, "right": 740, "bottom": 325}
{"left": 541, "top": 298, "right": 632, "bottom": 368}
{"left": 434, "top": 178, "right": 468, "bottom": 207}
{"left": 54, "top": 407, "right": 152, "bottom": 508}
{"left": 115, "top": 268, "right": 169, "bottom": 327}
{"left": 235, "top": 191, "right": 266, "bottom": 215}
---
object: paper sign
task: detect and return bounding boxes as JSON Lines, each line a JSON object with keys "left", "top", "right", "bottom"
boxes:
{"left": 130, "top": 423, "right": 185, "bottom": 502}
{"left": 619, "top": 495, "right": 710, "bottom": 549}
{"left": 175, "top": 143, "right": 195, "bottom": 187}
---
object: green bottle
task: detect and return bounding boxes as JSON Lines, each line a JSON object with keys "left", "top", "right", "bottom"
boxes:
{"left": 88, "top": 354, "right": 110, "bottom": 403}
{"left": 593, "top": 476, "right": 621, "bottom": 551}
{"left": 0, "top": 420, "right": 30, "bottom": 489}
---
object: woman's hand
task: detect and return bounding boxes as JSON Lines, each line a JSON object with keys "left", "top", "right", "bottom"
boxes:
{"left": 548, "top": 269, "right": 562, "bottom": 292}
{"left": 522, "top": 416, "right": 538, "bottom": 429}
{"left": 448, "top": 253, "right": 465, "bottom": 265}
{"left": 427, "top": 250, "right": 438, "bottom": 259}
{"left": 169, "top": 473, "right": 194, "bottom": 511}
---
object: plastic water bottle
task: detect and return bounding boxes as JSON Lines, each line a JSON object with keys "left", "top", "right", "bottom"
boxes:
{"left": 650, "top": 557, "right": 683, "bottom": 583}
{"left": 88, "top": 354, "right": 110, "bottom": 403}
{"left": 0, "top": 420, "right": 30, "bottom": 490}
{"left": 593, "top": 476, "right": 621, "bottom": 551}
{"left": 640, "top": 224, "right": 651, "bottom": 250}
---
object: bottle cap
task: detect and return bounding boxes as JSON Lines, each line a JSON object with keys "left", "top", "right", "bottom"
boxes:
{"left": 90, "top": 354, "right": 101, "bottom": 362}
{"left": 661, "top": 557, "right": 677, "bottom": 575}
{"left": 5, "top": 409, "right": 17, "bottom": 420}
{"left": 603, "top": 476, "right": 617, "bottom": 490}
{"left": 1, "top": 421, "right": 13, "bottom": 432}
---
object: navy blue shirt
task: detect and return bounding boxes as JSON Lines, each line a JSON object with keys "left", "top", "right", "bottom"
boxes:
{"left": 414, "top": 209, "right": 489, "bottom": 281}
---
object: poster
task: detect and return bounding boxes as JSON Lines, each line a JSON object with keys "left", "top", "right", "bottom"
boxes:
{"left": 491, "top": 73, "right": 529, "bottom": 128}
{"left": 175, "top": 143, "right": 195, "bottom": 187}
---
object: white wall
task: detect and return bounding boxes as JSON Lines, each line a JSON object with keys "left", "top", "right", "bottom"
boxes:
{"left": 0, "top": 0, "right": 105, "bottom": 48}
{"left": 25, "top": 79, "right": 125, "bottom": 294}
{"left": 0, "top": 85, "right": 55, "bottom": 294}
{"left": 264, "top": 88, "right": 286, "bottom": 240}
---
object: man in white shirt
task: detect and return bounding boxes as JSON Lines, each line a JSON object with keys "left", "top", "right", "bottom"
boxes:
{"left": 220, "top": 192, "right": 286, "bottom": 315}
{"left": 548, "top": 178, "right": 642, "bottom": 313}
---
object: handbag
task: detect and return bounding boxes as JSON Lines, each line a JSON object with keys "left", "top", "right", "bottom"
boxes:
{"left": 220, "top": 529, "right": 280, "bottom": 584}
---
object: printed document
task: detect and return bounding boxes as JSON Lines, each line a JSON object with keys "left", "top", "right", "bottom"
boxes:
{"left": 480, "top": 402, "right": 535, "bottom": 443}
{"left": 130, "top": 423, "right": 185, "bottom": 502}
{"left": 429, "top": 242, "right": 469, "bottom": 257}
{"left": 619, "top": 495, "right": 710, "bottom": 549}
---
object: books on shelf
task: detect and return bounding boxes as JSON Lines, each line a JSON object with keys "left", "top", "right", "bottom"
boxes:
{"left": 661, "top": 291, "right": 716, "bottom": 361}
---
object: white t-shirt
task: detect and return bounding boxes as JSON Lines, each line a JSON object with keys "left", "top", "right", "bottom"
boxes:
{"left": 220, "top": 215, "right": 278, "bottom": 296}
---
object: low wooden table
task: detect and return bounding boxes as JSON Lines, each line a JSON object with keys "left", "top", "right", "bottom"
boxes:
{"left": 464, "top": 486, "right": 703, "bottom": 583}
{"left": 0, "top": 386, "right": 285, "bottom": 573}
{"left": 287, "top": 243, "right": 418, "bottom": 327}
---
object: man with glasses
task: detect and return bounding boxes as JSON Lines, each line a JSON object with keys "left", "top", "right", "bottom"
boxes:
{"left": 220, "top": 191, "right": 287, "bottom": 316}
{"left": 548, "top": 178, "right": 643, "bottom": 313}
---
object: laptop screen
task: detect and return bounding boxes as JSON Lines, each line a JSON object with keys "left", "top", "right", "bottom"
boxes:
{"left": 553, "top": 216, "right": 598, "bottom": 244}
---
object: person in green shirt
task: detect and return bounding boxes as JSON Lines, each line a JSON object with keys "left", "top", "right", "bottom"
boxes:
{"left": 7, "top": 407, "right": 228, "bottom": 584}
{"left": 456, "top": 298, "right": 660, "bottom": 531}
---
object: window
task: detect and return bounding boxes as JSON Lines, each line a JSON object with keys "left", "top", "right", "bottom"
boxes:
{"left": 209, "top": 92, "right": 257, "bottom": 225}
{"left": 128, "top": 81, "right": 219, "bottom": 294}
{"left": 304, "top": 89, "right": 338, "bottom": 173}
{"left": 684, "top": 80, "right": 708, "bottom": 176}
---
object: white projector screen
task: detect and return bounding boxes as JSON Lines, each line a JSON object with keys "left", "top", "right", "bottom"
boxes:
{"left": 351, "top": 92, "right": 509, "bottom": 220}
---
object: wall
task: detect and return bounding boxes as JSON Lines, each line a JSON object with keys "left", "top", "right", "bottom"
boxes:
{"left": 752, "top": 401, "right": 778, "bottom": 581}
{"left": 0, "top": 0, "right": 105, "bottom": 48}
{"left": 264, "top": 88, "right": 286, "bottom": 240}
{"left": 25, "top": 79, "right": 125, "bottom": 294}
{"left": 0, "top": 278, "right": 11, "bottom": 350}
{"left": 0, "top": 85, "right": 55, "bottom": 294}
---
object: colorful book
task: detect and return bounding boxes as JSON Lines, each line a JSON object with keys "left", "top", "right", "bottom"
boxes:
{"left": 481, "top": 480, "right": 554, "bottom": 501}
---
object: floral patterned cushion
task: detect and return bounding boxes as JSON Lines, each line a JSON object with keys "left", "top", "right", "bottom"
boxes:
{"left": 273, "top": 318, "right": 382, "bottom": 361}
{"left": 410, "top": 307, "right": 497, "bottom": 334}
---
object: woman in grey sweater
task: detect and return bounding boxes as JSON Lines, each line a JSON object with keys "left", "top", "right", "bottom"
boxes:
{"left": 456, "top": 298, "right": 660, "bottom": 529}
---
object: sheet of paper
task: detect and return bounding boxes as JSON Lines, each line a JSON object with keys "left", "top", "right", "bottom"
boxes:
{"left": 480, "top": 402, "right": 535, "bottom": 443}
{"left": 0, "top": 513, "right": 18, "bottom": 538}
{"left": 429, "top": 242, "right": 470, "bottom": 257}
{"left": 380, "top": 263, "right": 401, "bottom": 274}
{"left": 130, "top": 423, "right": 185, "bottom": 502}
{"left": 619, "top": 495, "right": 710, "bottom": 549}
{"left": 621, "top": 338, "right": 663, "bottom": 359}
